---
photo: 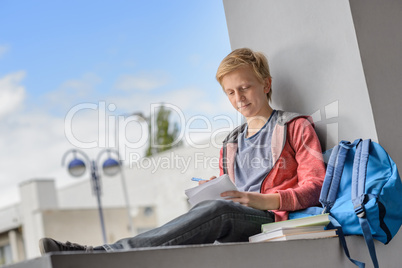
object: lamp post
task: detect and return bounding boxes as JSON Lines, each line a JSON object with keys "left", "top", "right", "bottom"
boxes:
{"left": 97, "top": 148, "right": 135, "bottom": 236}
{"left": 62, "top": 149, "right": 108, "bottom": 244}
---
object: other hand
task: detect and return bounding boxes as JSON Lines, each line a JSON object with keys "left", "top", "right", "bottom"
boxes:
{"left": 220, "top": 191, "right": 280, "bottom": 210}
{"left": 198, "top": 176, "right": 217, "bottom": 185}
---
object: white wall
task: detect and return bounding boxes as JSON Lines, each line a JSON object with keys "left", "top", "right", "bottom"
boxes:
{"left": 19, "top": 180, "right": 58, "bottom": 258}
{"left": 348, "top": 0, "right": 402, "bottom": 167}
{"left": 0, "top": 205, "right": 21, "bottom": 234}
{"left": 223, "top": 0, "right": 378, "bottom": 151}
{"left": 41, "top": 208, "right": 140, "bottom": 246}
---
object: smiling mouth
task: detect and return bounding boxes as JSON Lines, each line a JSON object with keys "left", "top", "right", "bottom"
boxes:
{"left": 238, "top": 103, "right": 250, "bottom": 110}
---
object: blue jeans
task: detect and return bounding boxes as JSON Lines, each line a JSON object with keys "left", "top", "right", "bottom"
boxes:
{"left": 103, "top": 200, "right": 275, "bottom": 251}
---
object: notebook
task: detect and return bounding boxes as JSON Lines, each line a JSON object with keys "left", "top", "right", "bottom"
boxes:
{"left": 185, "top": 174, "right": 237, "bottom": 206}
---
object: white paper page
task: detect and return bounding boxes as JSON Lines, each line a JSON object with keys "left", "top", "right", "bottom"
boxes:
{"left": 185, "top": 174, "right": 238, "bottom": 206}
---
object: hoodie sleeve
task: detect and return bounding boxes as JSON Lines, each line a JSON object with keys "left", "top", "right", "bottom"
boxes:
{"left": 275, "top": 117, "right": 325, "bottom": 212}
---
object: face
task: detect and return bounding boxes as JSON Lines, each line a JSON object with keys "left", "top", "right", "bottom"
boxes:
{"left": 221, "top": 66, "right": 271, "bottom": 119}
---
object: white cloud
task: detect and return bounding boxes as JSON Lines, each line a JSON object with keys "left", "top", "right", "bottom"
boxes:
{"left": 0, "top": 45, "right": 9, "bottom": 59}
{"left": 0, "top": 106, "right": 144, "bottom": 208}
{"left": 0, "top": 111, "right": 68, "bottom": 207}
{"left": 0, "top": 71, "right": 117, "bottom": 208}
{"left": 60, "top": 73, "right": 101, "bottom": 93}
{"left": 115, "top": 72, "right": 169, "bottom": 91}
{"left": 45, "top": 73, "right": 102, "bottom": 111}
{"left": 0, "top": 71, "right": 26, "bottom": 119}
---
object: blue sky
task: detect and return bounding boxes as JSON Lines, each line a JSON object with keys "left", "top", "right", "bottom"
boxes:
{"left": 0, "top": 0, "right": 234, "bottom": 207}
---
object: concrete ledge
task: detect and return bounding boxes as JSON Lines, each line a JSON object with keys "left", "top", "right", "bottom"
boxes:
{"left": 5, "top": 233, "right": 402, "bottom": 268}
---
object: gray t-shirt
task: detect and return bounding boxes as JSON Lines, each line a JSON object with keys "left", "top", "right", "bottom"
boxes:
{"left": 234, "top": 110, "right": 278, "bottom": 192}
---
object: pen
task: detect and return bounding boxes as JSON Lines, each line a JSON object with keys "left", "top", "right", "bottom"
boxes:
{"left": 191, "top": 177, "right": 206, "bottom": 182}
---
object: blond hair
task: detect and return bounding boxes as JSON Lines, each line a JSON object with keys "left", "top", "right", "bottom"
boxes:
{"left": 216, "top": 48, "right": 272, "bottom": 101}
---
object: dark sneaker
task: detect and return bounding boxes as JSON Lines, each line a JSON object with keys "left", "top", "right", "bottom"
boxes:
{"left": 39, "top": 238, "right": 94, "bottom": 255}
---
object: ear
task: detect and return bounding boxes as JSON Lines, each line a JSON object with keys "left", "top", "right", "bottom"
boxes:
{"left": 264, "top": 77, "right": 272, "bottom": 94}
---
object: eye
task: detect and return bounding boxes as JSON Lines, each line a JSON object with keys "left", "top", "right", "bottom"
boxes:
{"left": 227, "top": 91, "right": 234, "bottom": 95}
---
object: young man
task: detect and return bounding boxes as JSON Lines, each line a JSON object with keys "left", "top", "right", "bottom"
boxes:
{"left": 39, "top": 48, "right": 325, "bottom": 253}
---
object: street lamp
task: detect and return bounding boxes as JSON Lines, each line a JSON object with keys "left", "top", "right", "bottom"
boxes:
{"left": 97, "top": 149, "right": 135, "bottom": 236}
{"left": 62, "top": 149, "right": 107, "bottom": 244}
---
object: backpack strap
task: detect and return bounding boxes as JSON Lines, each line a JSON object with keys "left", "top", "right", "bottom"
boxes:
{"left": 221, "top": 123, "right": 247, "bottom": 175}
{"left": 320, "top": 139, "right": 360, "bottom": 212}
{"left": 352, "top": 139, "right": 379, "bottom": 268}
{"left": 351, "top": 139, "right": 370, "bottom": 213}
{"left": 320, "top": 139, "right": 366, "bottom": 268}
{"left": 328, "top": 216, "right": 365, "bottom": 268}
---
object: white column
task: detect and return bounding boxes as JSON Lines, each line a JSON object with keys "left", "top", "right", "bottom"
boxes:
{"left": 8, "top": 230, "right": 19, "bottom": 262}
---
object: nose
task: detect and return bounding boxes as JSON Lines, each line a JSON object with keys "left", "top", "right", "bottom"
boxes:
{"left": 235, "top": 91, "right": 245, "bottom": 102}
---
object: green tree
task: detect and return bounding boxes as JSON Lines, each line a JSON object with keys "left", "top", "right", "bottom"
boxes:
{"left": 146, "top": 104, "right": 181, "bottom": 156}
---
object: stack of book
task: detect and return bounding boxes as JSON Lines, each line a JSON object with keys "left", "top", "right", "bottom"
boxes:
{"left": 249, "top": 213, "right": 337, "bottom": 243}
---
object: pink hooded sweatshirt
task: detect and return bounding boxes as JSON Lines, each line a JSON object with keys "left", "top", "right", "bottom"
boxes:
{"left": 219, "top": 110, "right": 326, "bottom": 222}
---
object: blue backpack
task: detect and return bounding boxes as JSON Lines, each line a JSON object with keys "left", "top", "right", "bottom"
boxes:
{"left": 290, "top": 139, "right": 402, "bottom": 268}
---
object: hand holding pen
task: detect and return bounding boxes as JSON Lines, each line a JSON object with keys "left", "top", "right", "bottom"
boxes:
{"left": 191, "top": 176, "right": 217, "bottom": 185}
